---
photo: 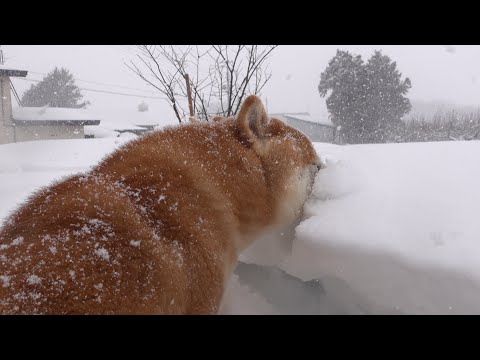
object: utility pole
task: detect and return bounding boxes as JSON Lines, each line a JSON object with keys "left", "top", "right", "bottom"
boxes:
{"left": 226, "top": 60, "right": 231, "bottom": 115}
{"left": 184, "top": 73, "right": 194, "bottom": 120}
{"left": 0, "top": 46, "right": 5, "bottom": 65}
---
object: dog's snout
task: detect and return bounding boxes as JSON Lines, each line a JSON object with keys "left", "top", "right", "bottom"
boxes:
{"left": 314, "top": 154, "right": 326, "bottom": 171}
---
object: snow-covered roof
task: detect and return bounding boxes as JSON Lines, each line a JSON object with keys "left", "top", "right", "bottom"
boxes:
{"left": 0, "top": 65, "right": 28, "bottom": 77}
{"left": 12, "top": 107, "right": 101, "bottom": 125}
{"left": 82, "top": 107, "right": 179, "bottom": 137}
{"left": 285, "top": 114, "right": 333, "bottom": 127}
{"left": 89, "top": 107, "right": 178, "bottom": 134}
{"left": 11, "top": 104, "right": 178, "bottom": 134}
{"left": 83, "top": 127, "right": 120, "bottom": 139}
{"left": 271, "top": 112, "right": 333, "bottom": 127}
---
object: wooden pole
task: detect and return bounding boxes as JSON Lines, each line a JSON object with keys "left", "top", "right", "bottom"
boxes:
{"left": 184, "top": 73, "right": 194, "bottom": 118}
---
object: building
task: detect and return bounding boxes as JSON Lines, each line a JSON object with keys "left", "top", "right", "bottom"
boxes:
{"left": 1, "top": 65, "right": 101, "bottom": 145}
{"left": 0, "top": 66, "right": 27, "bottom": 144}
{"left": 12, "top": 107, "right": 101, "bottom": 142}
{"left": 271, "top": 112, "right": 337, "bottom": 143}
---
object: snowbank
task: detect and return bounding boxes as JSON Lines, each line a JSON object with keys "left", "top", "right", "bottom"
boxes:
{"left": 279, "top": 141, "right": 480, "bottom": 314}
{"left": 1, "top": 137, "right": 480, "bottom": 314}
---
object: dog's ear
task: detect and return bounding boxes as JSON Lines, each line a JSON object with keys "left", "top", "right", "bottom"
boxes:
{"left": 237, "top": 95, "right": 269, "bottom": 140}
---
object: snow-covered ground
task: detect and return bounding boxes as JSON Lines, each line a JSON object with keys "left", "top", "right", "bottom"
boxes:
{"left": 283, "top": 141, "right": 480, "bottom": 314}
{"left": 1, "top": 136, "right": 480, "bottom": 314}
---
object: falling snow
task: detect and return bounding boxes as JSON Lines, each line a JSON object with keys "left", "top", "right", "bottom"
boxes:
{"left": 129, "top": 240, "right": 141, "bottom": 248}
{"left": 94, "top": 247, "right": 110, "bottom": 261}
{"left": 26, "top": 275, "right": 42, "bottom": 285}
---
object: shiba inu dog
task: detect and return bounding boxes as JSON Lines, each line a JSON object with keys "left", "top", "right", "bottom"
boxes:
{"left": 0, "top": 95, "right": 321, "bottom": 314}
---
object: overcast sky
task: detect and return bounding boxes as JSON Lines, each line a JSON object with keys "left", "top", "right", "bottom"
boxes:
{"left": 3, "top": 45, "right": 479, "bottom": 119}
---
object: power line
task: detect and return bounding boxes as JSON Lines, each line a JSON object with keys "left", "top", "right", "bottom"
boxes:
{"left": 27, "top": 70, "right": 159, "bottom": 95}
{"left": 14, "top": 77, "right": 167, "bottom": 100}
{"left": 9, "top": 80, "right": 22, "bottom": 106}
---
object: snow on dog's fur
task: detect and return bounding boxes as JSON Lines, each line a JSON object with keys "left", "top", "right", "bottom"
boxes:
{"left": 0, "top": 96, "right": 321, "bottom": 314}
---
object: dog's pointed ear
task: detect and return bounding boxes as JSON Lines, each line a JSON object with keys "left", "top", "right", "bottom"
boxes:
{"left": 237, "top": 95, "right": 269, "bottom": 140}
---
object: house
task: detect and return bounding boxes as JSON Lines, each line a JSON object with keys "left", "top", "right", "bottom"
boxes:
{"left": 271, "top": 112, "right": 337, "bottom": 143}
{"left": 0, "top": 66, "right": 27, "bottom": 144}
{"left": 12, "top": 107, "right": 101, "bottom": 142}
{"left": 0, "top": 65, "right": 101, "bottom": 144}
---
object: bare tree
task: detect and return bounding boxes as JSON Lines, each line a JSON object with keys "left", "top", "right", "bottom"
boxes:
{"left": 396, "top": 109, "right": 480, "bottom": 143}
{"left": 126, "top": 45, "right": 277, "bottom": 123}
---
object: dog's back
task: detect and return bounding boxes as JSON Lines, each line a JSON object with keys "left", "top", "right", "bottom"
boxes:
{"left": 0, "top": 96, "right": 320, "bottom": 314}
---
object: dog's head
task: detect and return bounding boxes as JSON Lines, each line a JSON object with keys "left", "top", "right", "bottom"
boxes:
{"left": 229, "top": 95, "right": 321, "bottom": 225}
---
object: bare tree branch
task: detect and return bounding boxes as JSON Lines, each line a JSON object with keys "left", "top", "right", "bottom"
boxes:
{"left": 127, "top": 45, "right": 278, "bottom": 123}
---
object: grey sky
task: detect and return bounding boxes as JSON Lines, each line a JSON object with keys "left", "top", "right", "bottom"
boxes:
{"left": 3, "top": 45, "right": 480, "bottom": 120}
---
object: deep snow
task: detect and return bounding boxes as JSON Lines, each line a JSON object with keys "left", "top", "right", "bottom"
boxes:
{"left": 1, "top": 136, "right": 480, "bottom": 314}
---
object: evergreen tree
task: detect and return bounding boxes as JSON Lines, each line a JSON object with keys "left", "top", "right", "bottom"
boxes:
{"left": 363, "top": 51, "right": 411, "bottom": 143}
{"left": 319, "top": 50, "right": 411, "bottom": 143}
{"left": 21, "top": 67, "right": 89, "bottom": 108}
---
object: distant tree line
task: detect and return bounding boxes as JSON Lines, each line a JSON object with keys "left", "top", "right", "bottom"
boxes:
{"left": 319, "top": 49, "right": 480, "bottom": 144}
{"left": 397, "top": 110, "right": 480, "bottom": 142}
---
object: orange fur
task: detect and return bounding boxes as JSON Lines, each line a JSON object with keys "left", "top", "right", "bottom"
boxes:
{"left": 0, "top": 96, "right": 320, "bottom": 314}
